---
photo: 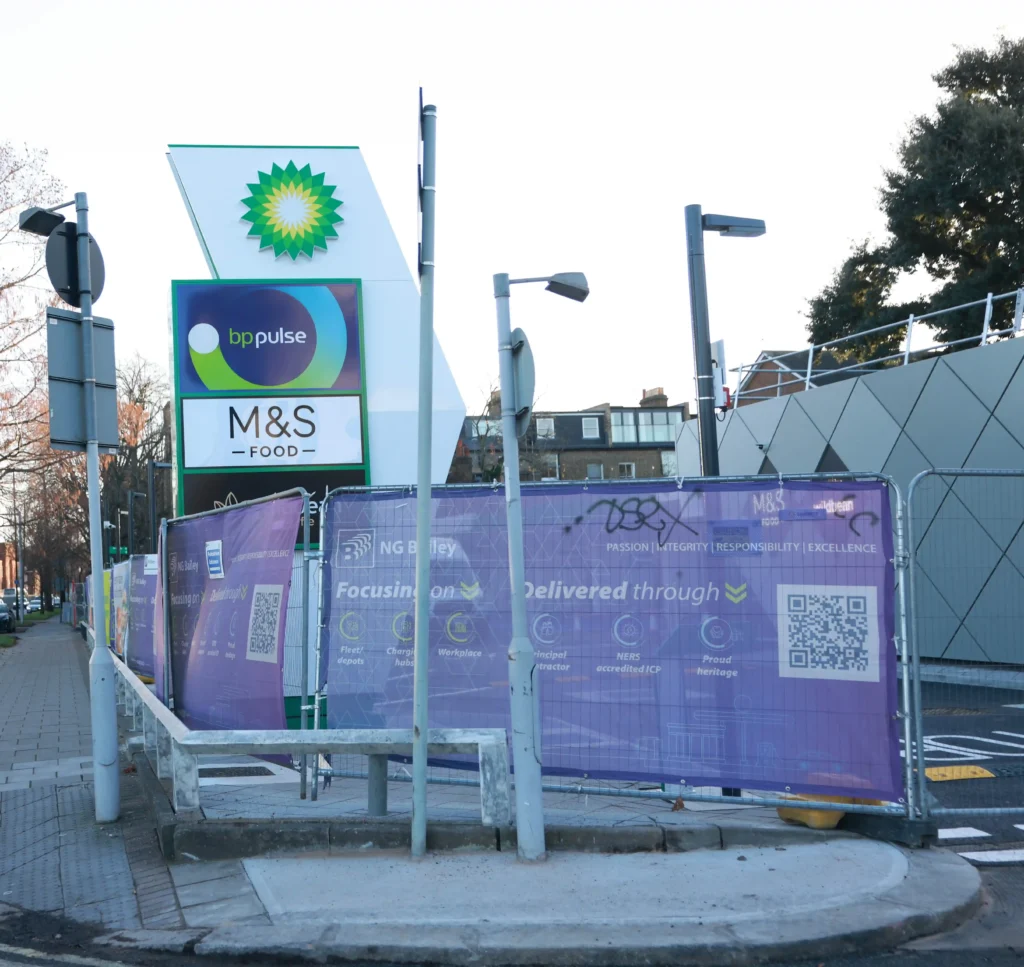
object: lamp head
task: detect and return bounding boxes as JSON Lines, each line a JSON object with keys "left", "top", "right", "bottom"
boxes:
{"left": 701, "top": 213, "right": 766, "bottom": 238}
{"left": 18, "top": 207, "right": 66, "bottom": 237}
{"left": 544, "top": 272, "right": 589, "bottom": 302}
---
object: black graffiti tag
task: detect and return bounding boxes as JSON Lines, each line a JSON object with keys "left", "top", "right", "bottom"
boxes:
{"left": 585, "top": 496, "right": 698, "bottom": 547}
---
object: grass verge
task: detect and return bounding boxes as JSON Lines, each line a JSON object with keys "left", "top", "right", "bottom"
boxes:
{"left": 0, "top": 634, "right": 16, "bottom": 647}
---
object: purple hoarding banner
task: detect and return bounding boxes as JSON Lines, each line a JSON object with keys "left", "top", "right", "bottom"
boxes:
{"left": 320, "top": 480, "right": 902, "bottom": 801}
{"left": 127, "top": 556, "right": 158, "bottom": 679}
{"left": 165, "top": 496, "right": 302, "bottom": 731}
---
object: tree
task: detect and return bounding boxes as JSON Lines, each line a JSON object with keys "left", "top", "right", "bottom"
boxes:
{"left": 808, "top": 37, "right": 1024, "bottom": 352}
{"left": 0, "top": 142, "right": 64, "bottom": 483}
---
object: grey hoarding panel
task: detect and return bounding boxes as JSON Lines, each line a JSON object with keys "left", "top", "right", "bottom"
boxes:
{"left": 46, "top": 308, "right": 116, "bottom": 385}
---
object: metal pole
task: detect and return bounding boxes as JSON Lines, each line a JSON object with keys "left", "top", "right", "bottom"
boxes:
{"left": 128, "top": 494, "right": 135, "bottom": 557}
{"left": 685, "top": 205, "right": 737, "bottom": 796}
{"left": 148, "top": 461, "right": 156, "bottom": 552}
{"left": 16, "top": 500, "right": 24, "bottom": 622}
{"left": 411, "top": 101, "right": 437, "bottom": 858}
{"left": 891, "top": 484, "right": 916, "bottom": 820}
{"left": 684, "top": 204, "right": 719, "bottom": 476}
{"left": 299, "top": 493, "right": 311, "bottom": 800}
{"left": 79, "top": 192, "right": 119, "bottom": 823}
{"left": 160, "top": 518, "right": 174, "bottom": 710}
{"left": 117, "top": 513, "right": 122, "bottom": 564}
{"left": 494, "top": 272, "right": 546, "bottom": 861}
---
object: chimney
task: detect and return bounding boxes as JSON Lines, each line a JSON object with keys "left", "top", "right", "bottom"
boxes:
{"left": 640, "top": 387, "right": 668, "bottom": 408}
{"left": 486, "top": 389, "right": 502, "bottom": 418}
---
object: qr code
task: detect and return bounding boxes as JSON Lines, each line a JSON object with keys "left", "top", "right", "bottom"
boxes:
{"left": 245, "top": 584, "right": 284, "bottom": 664}
{"left": 777, "top": 584, "right": 879, "bottom": 682}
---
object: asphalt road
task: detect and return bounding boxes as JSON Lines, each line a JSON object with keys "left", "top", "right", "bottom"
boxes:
{"left": 913, "top": 681, "right": 1024, "bottom": 852}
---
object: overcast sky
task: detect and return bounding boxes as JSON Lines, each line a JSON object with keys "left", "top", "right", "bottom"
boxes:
{"left": 7, "top": 0, "right": 1024, "bottom": 414}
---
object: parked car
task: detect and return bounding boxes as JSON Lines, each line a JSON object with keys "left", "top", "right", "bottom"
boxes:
{"left": 26, "top": 598, "right": 41, "bottom": 614}
{"left": 0, "top": 603, "right": 15, "bottom": 633}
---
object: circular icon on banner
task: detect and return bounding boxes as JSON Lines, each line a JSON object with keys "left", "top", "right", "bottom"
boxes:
{"left": 445, "top": 611, "right": 474, "bottom": 644}
{"left": 612, "top": 614, "right": 644, "bottom": 648}
{"left": 532, "top": 613, "right": 561, "bottom": 646}
{"left": 392, "top": 611, "right": 414, "bottom": 643}
{"left": 339, "top": 611, "right": 365, "bottom": 641}
{"left": 699, "top": 616, "right": 733, "bottom": 650}
{"left": 229, "top": 610, "right": 240, "bottom": 639}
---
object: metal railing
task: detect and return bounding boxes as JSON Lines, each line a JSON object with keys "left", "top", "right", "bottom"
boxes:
{"left": 732, "top": 288, "right": 1024, "bottom": 406}
{"left": 111, "top": 650, "right": 511, "bottom": 824}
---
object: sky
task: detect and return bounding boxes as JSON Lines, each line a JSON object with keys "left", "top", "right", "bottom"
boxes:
{"left": 6, "top": 0, "right": 1024, "bottom": 415}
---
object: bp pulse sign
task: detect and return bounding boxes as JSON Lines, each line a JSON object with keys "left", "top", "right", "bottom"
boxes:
{"left": 173, "top": 280, "right": 367, "bottom": 473}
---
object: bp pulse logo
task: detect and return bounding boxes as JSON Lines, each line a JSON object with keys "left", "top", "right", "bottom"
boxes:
{"left": 241, "top": 161, "right": 343, "bottom": 260}
{"left": 185, "top": 283, "right": 351, "bottom": 392}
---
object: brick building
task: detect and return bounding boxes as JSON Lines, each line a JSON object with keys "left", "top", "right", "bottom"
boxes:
{"left": 448, "top": 388, "right": 690, "bottom": 483}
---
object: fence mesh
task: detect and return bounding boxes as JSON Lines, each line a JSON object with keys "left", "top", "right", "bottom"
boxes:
{"left": 909, "top": 469, "right": 1024, "bottom": 821}
{"left": 312, "top": 475, "right": 905, "bottom": 809}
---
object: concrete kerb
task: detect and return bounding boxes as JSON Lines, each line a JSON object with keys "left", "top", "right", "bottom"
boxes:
{"left": 179, "top": 848, "right": 980, "bottom": 966}
{"left": 89, "top": 848, "right": 982, "bottom": 967}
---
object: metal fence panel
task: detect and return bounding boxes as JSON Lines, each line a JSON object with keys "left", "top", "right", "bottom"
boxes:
{"left": 908, "top": 468, "right": 1024, "bottom": 820}
{"left": 314, "top": 474, "right": 908, "bottom": 813}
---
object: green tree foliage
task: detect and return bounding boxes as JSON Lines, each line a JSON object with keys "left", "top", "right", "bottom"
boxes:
{"left": 808, "top": 37, "right": 1024, "bottom": 353}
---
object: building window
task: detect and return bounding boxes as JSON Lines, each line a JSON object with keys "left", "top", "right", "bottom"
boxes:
{"left": 611, "top": 411, "right": 636, "bottom": 444}
{"left": 618, "top": 462, "right": 636, "bottom": 479}
{"left": 586, "top": 463, "right": 604, "bottom": 480}
{"left": 541, "top": 453, "right": 559, "bottom": 481}
{"left": 637, "top": 410, "right": 674, "bottom": 443}
{"left": 661, "top": 451, "right": 678, "bottom": 477}
{"left": 535, "top": 417, "right": 555, "bottom": 439}
{"left": 581, "top": 416, "right": 601, "bottom": 440}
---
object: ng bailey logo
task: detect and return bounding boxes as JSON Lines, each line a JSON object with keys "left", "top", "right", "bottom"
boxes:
{"left": 335, "top": 529, "right": 375, "bottom": 568}
{"left": 241, "top": 161, "right": 343, "bottom": 260}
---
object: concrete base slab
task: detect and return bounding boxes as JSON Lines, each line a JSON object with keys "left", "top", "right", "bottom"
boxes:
{"left": 183, "top": 842, "right": 980, "bottom": 965}
{"left": 94, "top": 928, "right": 209, "bottom": 953}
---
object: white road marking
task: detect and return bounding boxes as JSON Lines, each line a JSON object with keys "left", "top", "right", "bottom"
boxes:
{"left": 959, "top": 848, "right": 1024, "bottom": 865}
{"left": 938, "top": 827, "right": 991, "bottom": 840}
{"left": 1014, "top": 824, "right": 1024, "bottom": 833}
{"left": 1003, "top": 704, "right": 1024, "bottom": 709}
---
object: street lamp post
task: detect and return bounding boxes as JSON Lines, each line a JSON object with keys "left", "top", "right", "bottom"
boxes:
{"left": 492, "top": 271, "right": 589, "bottom": 861}
{"left": 684, "top": 206, "right": 766, "bottom": 476}
{"left": 127, "top": 492, "right": 146, "bottom": 557}
{"left": 684, "top": 205, "right": 764, "bottom": 798}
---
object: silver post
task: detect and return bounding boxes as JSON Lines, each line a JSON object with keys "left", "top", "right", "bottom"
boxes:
{"left": 494, "top": 272, "right": 546, "bottom": 861}
{"left": 299, "top": 493, "right": 311, "bottom": 800}
{"left": 903, "top": 314, "right": 915, "bottom": 366}
{"left": 411, "top": 102, "right": 437, "bottom": 858}
{"left": 891, "top": 485, "right": 916, "bottom": 820}
{"left": 160, "top": 518, "right": 174, "bottom": 709}
{"left": 312, "top": 545, "right": 325, "bottom": 802}
{"left": 78, "top": 192, "right": 120, "bottom": 823}
{"left": 684, "top": 205, "right": 719, "bottom": 476}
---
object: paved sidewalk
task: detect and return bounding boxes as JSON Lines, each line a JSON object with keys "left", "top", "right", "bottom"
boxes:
{"left": 0, "top": 620, "right": 93, "bottom": 791}
{"left": 0, "top": 621, "right": 190, "bottom": 929}
{"left": 0, "top": 621, "right": 986, "bottom": 965}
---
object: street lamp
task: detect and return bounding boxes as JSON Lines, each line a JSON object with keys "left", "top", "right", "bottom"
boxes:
{"left": 20, "top": 193, "right": 119, "bottom": 823}
{"left": 492, "top": 269, "right": 589, "bottom": 861}
{"left": 127, "top": 492, "right": 146, "bottom": 556}
{"left": 685, "top": 206, "right": 764, "bottom": 799}
{"left": 684, "top": 205, "right": 766, "bottom": 476}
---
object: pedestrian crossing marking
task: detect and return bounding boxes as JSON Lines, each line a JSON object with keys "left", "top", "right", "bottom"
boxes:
{"left": 925, "top": 764, "right": 995, "bottom": 781}
{"left": 958, "top": 848, "right": 1024, "bottom": 865}
{"left": 938, "top": 827, "right": 990, "bottom": 840}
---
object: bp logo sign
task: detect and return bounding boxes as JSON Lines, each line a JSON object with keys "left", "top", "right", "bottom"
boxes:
{"left": 241, "top": 161, "right": 343, "bottom": 260}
